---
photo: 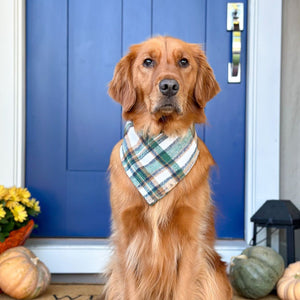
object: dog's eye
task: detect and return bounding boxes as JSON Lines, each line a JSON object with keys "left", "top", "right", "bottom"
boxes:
{"left": 143, "top": 58, "right": 155, "bottom": 68}
{"left": 178, "top": 58, "right": 189, "bottom": 68}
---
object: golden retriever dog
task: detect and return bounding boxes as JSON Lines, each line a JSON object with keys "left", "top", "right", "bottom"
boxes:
{"left": 103, "top": 36, "right": 232, "bottom": 300}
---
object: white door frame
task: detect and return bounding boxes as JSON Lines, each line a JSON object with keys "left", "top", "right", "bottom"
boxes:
{"left": 0, "top": 0, "right": 282, "bottom": 274}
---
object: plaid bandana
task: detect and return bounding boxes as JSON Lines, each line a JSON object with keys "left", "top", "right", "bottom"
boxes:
{"left": 120, "top": 121, "right": 199, "bottom": 205}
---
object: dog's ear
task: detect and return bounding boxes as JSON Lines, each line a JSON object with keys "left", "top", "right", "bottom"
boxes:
{"left": 108, "top": 45, "right": 139, "bottom": 112}
{"left": 191, "top": 44, "right": 220, "bottom": 108}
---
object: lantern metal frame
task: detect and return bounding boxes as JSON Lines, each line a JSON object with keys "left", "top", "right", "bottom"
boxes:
{"left": 251, "top": 200, "right": 300, "bottom": 266}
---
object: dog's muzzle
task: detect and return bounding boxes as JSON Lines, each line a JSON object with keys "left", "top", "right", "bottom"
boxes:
{"left": 152, "top": 79, "right": 182, "bottom": 114}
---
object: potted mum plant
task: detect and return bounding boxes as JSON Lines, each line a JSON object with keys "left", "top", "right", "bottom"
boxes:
{"left": 0, "top": 185, "right": 40, "bottom": 253}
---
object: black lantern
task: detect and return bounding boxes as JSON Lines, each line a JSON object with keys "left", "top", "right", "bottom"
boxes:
{"left": 251, "top": 200, "right": 300, "bottom": 266}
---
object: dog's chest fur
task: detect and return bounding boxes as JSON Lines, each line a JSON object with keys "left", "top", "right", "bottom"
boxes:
{"left": 108, "top": 137, "right": 215, "bottom": 297}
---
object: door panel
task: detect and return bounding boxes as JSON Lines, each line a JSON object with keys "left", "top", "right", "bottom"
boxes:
{"left": 205, "top": 0, "right": 247, "bottom": 238}
{"left": 68, "top": 0, "right": 122, "bottom": 171}
{"left": 26, "top": 0, "right": 69, "bottom": 236}
{"left": 26, "top": 0, "right": 246, "bottom": 239}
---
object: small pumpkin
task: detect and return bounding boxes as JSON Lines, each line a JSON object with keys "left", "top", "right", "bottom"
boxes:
{"left": 230, "top": 246, "right": 285, "bottom": 299}
{"left": 0, "top": 246, "right": 51, "bottom": 299}
{"left": 277, "top": 261, "right": 300, "bottom": 300}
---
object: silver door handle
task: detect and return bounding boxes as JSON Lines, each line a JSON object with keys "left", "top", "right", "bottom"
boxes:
{"left": 227, "top": 3, "right": 244, "bottom": 83}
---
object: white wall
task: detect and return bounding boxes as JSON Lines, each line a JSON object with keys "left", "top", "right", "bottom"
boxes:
{"left": 0, "top": 0, "right": 25, "bottom": 187}
{"left": 280, "top": 0, "right": 300, "bottom": 261}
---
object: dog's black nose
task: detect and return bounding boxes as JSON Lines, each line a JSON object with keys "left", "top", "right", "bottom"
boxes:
{"left": 159, "top": 79, "right": 179, "bottom": 97}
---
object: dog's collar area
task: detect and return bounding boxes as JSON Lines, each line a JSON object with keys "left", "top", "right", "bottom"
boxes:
{"left": 120, "top": 121, "right": 199, "bottom": 205}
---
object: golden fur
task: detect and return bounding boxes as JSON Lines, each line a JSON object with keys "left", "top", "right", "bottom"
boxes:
{"left": 103, "top": 36, "right": 233, "bottom": 300}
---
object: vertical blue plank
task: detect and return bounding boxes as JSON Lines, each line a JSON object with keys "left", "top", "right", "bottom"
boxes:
{"left": 26, "top": 0, "right": 68, "bottom": 236}
{"left": 152, "top": 0, "right": 206, "bottom": 44}
{"left": 67, "top": 0, "right": 122, "bottom": 236}
{"left": 122, "top": 0, "right": 152, "bottom": 53}
{"left": 205, "top": 0, "right": 247, "bottom": 238}
{"left": 68, "top": 0, "right": 122, "bottom": 171}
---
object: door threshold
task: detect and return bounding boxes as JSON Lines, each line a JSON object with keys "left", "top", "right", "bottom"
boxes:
{"left": 25, "top": 238, "right": 248, "bottom": 274}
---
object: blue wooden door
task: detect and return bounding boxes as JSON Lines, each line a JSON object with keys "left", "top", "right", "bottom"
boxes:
{"left": 26, "top": 0, "right": 247, "bottom": 239}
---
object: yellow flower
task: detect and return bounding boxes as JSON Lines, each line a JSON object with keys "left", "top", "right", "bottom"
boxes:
{"left": 11, "top": 204, "right": 28, "bottom": 223}
{"left": 4, "top": 187, "right": 20, "bottom": 202}
{"left": 0, "top": 185, "right": 8, "bottom": 199}
{"left": 29, "top": 198, "right": 41, "bottom": 213}
{"left": 20, "top": 197, "right": 31, "bottom": 207}
{"left": 0, "top": 204, "right": 6, "bottom": 219}
{"left": 5, "top": 200, "right": 18, "bottom": 210}
{"left": 14, "top": 187, "right": 31, "bottom": 207}
{"left": 17, "top": 187, "right": 31, "bottom": 200}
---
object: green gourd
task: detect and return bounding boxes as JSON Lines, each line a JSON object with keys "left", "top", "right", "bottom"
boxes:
{"left": 230, "top": 246, "right": 285, "bottom": 299}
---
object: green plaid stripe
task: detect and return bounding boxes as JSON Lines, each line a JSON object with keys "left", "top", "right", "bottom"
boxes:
{"left": 120, "top": 122, "right": 199, "bottom": 205}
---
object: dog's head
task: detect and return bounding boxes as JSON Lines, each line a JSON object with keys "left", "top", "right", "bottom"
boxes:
{"left": 109, "top": 36, "right": 220, "bottom": 136}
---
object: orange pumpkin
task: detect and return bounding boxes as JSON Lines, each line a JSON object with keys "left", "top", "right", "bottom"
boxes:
{"left": 0, "top": 246, "right": 51, "bottom": 299}
{"left": 277, "top": 261, "right": 300, "bottom": 300}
